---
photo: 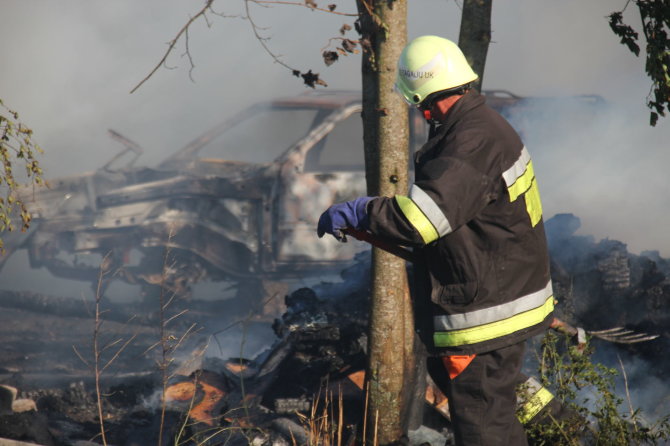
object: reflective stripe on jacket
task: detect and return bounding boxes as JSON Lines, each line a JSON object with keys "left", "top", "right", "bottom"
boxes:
{"left": 432, "top": 280, "right": 554, "bottom": 347}
{"left": 368, "top": 90, "right": 554, "bottom": 354}
{"left": 516, "top": 376, "right": 555, "bottom": 425}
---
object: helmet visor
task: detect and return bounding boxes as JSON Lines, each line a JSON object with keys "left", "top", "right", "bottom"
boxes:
{"left": 394, "top": 82, "right": 418, "bottom": 106}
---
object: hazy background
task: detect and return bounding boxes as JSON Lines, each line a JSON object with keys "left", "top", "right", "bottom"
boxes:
{"left": 1, "top": 0, "right": 668, "bottom": 258}
{"left": 1, "top": 0, "right": 669, "bottom": 421}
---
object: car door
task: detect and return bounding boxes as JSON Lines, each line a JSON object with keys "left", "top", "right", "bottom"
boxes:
{"left": 272, "top": 103, "right": 427, "bottom": 275}
{"left": 273, "top": 103, "right": 369, "bottom": 272}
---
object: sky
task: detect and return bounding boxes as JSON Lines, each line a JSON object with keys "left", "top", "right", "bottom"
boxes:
{"left": 1, "top": 0, "right": 669, "bottom": 257}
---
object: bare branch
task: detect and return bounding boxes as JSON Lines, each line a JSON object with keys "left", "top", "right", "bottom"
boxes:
{"left": 166, "top": 323, "right": 200, "bottom": 380}
{"left": 164, "top": 308, "right": 189, "bottom": 326}
{"left": 101, "top": 333, "right": 138, "bottom": 374}
{"left": 162, "top": 290, "right": 179, "bottom": 311}
{"left": 244, "top": 0, "right": 297, "bottom": 72}
{"left": 100, "top": 337, "right": 124, "bottom": 354}
{"left": 617, "top": 354, "right": 638, "bottom": 433}
{"left": 252, "top": 0, "right": 358, "bottom": 16}
{"left": 183, "top": 26, "right": 196, "bottom": 83}
{"left": 142, "top": 339, "right": 162, "bottom": 356}
{"left": 130, "top": 0, "right": 215, "bottom": 94}
{"left": 93, "top": 252, "right": 113, "bottom": 446}
{"left": 208, "top": 4, "right": 243, "bottom": 19}
{"left": 72, "top": 345, "right": 90, "bottom": 368}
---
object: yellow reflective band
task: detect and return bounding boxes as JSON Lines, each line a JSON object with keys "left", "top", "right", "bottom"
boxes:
{"left": 525, "top": 179, "right": 543, "bottom": 227}
{"left": 506, "top": 160, "right": 543, "bottom": 226}
{"left": 517, "top": 387, "right": 554, "bottom": 424}
{"left": 433, "top": 296, "right": 554, "bottom": 347}
{"left": 507, "top": 160, "right": 535, "bottom": 203}
{"left": 395, "top": 195, "right": 439, "bottom": 244}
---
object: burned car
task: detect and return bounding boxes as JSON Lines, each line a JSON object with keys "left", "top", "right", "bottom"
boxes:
{"left": 0, "top": 91, "right": 429, "bottom": 307}
{"left": 0, "top": 90, "right": 603, "bottom": 308}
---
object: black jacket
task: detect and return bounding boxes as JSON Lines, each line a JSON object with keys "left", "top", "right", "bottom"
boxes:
{"left": 368, "top": 91, "right": 554, "bottom": 355}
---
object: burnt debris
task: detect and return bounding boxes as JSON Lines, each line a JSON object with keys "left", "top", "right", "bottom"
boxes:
{"left": 546, "top": 213, "right": 670, "bottom": 363}
{"left": 0, "top": 213, "right": 669, "bottom": 444}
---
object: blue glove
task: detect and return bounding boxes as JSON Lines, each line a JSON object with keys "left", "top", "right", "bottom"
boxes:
{"left": 317, "top": 197, "right": 374, "bottom": 241}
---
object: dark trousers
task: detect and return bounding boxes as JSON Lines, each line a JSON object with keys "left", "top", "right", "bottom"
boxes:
{"left": 428, "top": 342, "right": 528, "bottom": 446}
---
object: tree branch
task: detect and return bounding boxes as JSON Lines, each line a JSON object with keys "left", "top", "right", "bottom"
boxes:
{"left": 244, "top": 0, "right": 328, "bottom": 87}
{"left": 244, "top": 0, "right": 297, "bottom": 72}
{"left": 130, "top": 0, "right": 215, "bottom": 94}
{"left": 252, "top": 0, "right": 358, "bottom": 16}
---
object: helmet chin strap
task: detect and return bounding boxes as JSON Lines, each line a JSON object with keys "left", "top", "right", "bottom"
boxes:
{"left": 423, "top": 108, "right": 440, "bottom": 137}
{"left": 423, "top": 108, "right": 441, "bottom": 131}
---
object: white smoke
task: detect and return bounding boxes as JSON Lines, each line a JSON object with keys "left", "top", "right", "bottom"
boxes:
{"left": 523, "top": 99, "right": 670, "bottom": 257}
{"left": 3, "top": 4, "right": 669, "bottom": 437}
{"left": 592, "top": 346, "right": 670, "bottom": 425}
{"left": 2, "top": 0, "right": 667, "bottom": 254}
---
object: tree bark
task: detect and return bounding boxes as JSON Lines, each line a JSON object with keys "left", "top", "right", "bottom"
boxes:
{"left": 356, "top": 1, "right": 414, "bottom": 444}
{"left": 458, "top": 0, "right": 492, "bottom": 92}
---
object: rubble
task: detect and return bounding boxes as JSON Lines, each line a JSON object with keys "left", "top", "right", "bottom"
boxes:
{"left": 0, "top": 386, "right": 17, "bottom": 414}
{"left": 0, "top": 213, "right": 669, "bottom": 444}
{"left": 546, "top": 213, "right": 670, "bottom": 365}
{"left": 0, "top": 385, "right": 36, "bottom": 415}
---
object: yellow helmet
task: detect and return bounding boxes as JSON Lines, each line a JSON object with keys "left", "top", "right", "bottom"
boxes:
{"left": 395, "top": 35, "right": 478, "bottom": 106}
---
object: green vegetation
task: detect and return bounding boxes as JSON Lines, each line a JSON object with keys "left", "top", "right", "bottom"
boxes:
{"left": 608, "top": 2, "right": 670, "bottom": 126}
{"left": 525, "top": 331, "right": 670, "bottom": 445}
{"left": 0, "top": 99, "right": 44, "bottom": 251}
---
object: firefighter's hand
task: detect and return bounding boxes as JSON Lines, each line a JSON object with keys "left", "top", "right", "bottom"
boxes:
{"left": 317, "top": 197, "right": 373, "bottom": 241}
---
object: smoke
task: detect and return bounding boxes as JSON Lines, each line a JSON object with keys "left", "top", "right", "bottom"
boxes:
{"left": 592, "top": 345, "right": 670, "bottom": 424}
{"left": 1, "top": 1, "right": 667, "bottom": 295}
{"left": 2, "top": 0, "right": 667, "bottom": 255}
{"left": 0, "top": 0, "right": 362, "bottom": 176}
{"left": 485, "top": 0, "right": 670, "bottom": 257}
{"left": 2, "top": 0, "right": 670, "bottom": 416}
{"left": 514, "top": 98, "right": 670, "bottom": 257}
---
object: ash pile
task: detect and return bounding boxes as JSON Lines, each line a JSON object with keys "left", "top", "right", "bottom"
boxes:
{"left": 546, "top": 213, "right": 670, "bottom": 367}
{"left": 1, "top": 213, "right": 669, "bottom": 445}
{"left": 0, "top": 260, "right": 387, "bottom": 446}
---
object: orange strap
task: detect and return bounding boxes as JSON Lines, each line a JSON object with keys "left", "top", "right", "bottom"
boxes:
{"left": 442, "top": 354, "right": 476, "bottom": 379}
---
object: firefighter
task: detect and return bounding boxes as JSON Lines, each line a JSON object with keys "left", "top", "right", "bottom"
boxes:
{"left": 317, "top": 35, "right": 555, "bottom": 445}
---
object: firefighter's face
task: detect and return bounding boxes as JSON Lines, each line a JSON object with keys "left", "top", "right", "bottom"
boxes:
{"left": 419, "top": 94, "right": 464, "bottom": 124}
{"left": 431, "top": 94, "right": 464, "bottom": 122}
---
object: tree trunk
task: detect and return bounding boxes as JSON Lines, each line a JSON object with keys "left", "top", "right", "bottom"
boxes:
{"left": 356, "top": 1, "right": 414, "bottom": 444}
{"left": 458, "top": 0, "right": 492, "bottom": 92}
